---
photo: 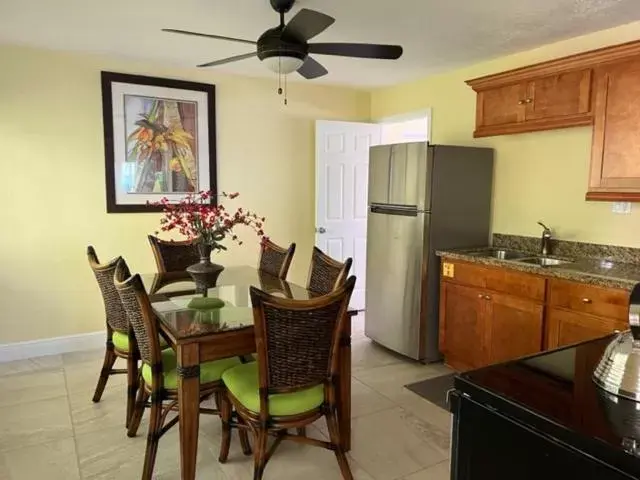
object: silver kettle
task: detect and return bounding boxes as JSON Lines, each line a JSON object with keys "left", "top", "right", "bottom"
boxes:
{"left": 593, "top": 283, "right": 640, "bottom": 401}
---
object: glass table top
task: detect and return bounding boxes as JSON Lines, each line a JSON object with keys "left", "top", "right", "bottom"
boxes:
{"left": 140, "top": 266, "right": 322, "bottom": 340}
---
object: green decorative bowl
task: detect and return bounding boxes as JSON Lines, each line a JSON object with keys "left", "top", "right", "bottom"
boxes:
{"left": 187, "top": 297, "right": 225, "bottom": 310}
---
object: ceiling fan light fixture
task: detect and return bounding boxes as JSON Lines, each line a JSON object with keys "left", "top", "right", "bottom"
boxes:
{"left": 262, "top": 54, "right": 305, "bottom": 74}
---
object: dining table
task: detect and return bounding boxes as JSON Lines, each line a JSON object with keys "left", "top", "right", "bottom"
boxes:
{"left": 140, "top": 266, "right": 356, "bottom": 480}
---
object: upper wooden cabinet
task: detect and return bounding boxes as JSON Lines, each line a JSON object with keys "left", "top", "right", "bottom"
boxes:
{"left": 467, "top": 40, "right": 640, "bottom": 137}
{"left": 476, "top": 83, "right": 527, "bottom": 129}
{"left": 525, "top": 70, "right": 592, "bottom": 121}
{"left": 471, "top": 69, "right": 594, "bottom": 137}
{"left": 467, "top": 39, "right": 640, "bottom": 201}
{"left": 468, "top": 69, "right": 594, "bottom": 138}
{"left": 587, "top": 57, "right": 640, "bottom": 202}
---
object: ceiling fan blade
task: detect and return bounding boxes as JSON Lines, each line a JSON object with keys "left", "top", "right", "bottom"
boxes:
{"left": 197, "top": 52, "right": 257, "bottom": 68}
{"left": 309, "top": 43, "right": 403, "bottom": 60}
{"left": 297, "top": 56, "right": 328, "bottom": 80}
{"left": 162, "top": 28, "right": 256, "bottom": 45}
{"left": 283, "top": 8, "right": 335, "bottom": 41}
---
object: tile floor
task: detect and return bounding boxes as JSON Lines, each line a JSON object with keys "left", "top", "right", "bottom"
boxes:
{"left": 0, "top": 315, "right": 453, "bottom": 479}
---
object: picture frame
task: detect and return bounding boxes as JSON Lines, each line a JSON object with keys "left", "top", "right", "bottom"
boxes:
{"left": 101, "top": 71, "right": 217, "bottom": 213}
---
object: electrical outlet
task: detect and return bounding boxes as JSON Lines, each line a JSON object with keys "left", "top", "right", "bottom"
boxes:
{"left": 612, "top": 202, "right": 632, "bottom": 214}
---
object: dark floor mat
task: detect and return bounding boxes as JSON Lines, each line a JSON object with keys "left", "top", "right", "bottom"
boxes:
{"left": 405, "top": 373, "right": 456, "bottom": 411}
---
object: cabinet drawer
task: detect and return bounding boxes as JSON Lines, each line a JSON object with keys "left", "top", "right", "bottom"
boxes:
{"left": 441, "top": 259, "right": 545, "bottom": 301}
{"left": 484, "top": 268, "right": 545, "bottom": 302}
{"left": 547, "top": 279, "right": 629, "bottom": 321}
{"left": 440, "top": 259, "right": 487, "bottom": 289}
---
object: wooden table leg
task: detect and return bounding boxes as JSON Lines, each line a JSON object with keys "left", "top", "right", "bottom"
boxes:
{"left": 337, "top": 314, "right": 352, "bottom": 451}
{"left": 177, "top": 343, "right": 200, "bottom": 480}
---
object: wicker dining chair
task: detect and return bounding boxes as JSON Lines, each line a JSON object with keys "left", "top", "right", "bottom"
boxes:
{"left": 258, "top": 239, "right": 296, "bottom": 280}
{"left": 87, "top": 246, "right": 138, "bottom": 428}
{"left": 114, "top": 258, "right": 251, "bottom": 480}
{"left": 218, "top": 276, "right": 357, "bottom": 480}
{"left": 307, "top": 247, "right": 353, "bottom": 295}
{"left": 148, "top": 235, "right": 200, "bottom": 273}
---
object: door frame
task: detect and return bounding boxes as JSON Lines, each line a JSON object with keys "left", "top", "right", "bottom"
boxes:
{"left": 314, "top": 111, "right": 432, "bottom": 311}
{"left": 378, "top": 108, "right": 432, "bottom": 144}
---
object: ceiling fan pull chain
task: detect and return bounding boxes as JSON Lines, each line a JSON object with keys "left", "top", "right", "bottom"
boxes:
{"left": 277, "top": 54, "right": 283, "bottom": 96}
{"left": 284, "top": 72, "right": 288, "bottom": 106}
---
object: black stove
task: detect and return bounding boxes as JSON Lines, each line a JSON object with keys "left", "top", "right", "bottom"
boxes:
{"left": 450, "top": 335, "right": 640, "bottom": 480}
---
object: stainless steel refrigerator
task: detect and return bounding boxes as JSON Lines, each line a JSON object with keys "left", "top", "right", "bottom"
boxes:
{"left": 364, "top": 143, "right": 494, "bottom": 362}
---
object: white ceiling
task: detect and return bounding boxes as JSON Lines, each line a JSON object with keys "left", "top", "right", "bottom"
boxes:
{"left": 1, "top": 0, "right": 639, "bottom": 87}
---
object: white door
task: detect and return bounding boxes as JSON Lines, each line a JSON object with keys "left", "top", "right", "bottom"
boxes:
{"left": 315, "top": 120, "right": 381, "bottom": 310}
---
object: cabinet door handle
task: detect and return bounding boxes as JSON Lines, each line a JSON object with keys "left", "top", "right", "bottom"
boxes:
{"left": 613, "top": 329, "right": 621, "bottom": 334}
{"left": 582, "top": 298, "right": 592, "bottom": 304}
{"left": 525, "top": 98, "right": 533, "bottom": 104}
{"left": 478, "top": 293, "right": 485, "bottom": 299}
{"left": 484, "top": 295, "right": 492, "bottom": 301}
{"left": 517, "top": 100, "right": 525, "bottom": 105}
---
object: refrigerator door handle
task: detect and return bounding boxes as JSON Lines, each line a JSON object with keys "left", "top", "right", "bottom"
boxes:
{"left": 370, "top": 204, "right": 419, "bottom": 216}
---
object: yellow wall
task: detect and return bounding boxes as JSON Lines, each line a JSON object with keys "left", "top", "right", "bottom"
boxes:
{"left": 372, "top": 21, "right": 640, "bottom": 248}
{"left": 0, "top": 44, "right": 370, "bottom": 343}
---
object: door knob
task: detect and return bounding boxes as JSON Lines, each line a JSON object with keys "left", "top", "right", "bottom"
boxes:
{"left": 316, "top": 227, "right": 326, "bottom": 234}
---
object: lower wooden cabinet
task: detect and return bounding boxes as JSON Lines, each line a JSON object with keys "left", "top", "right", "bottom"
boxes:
{"left": 545, "top": 307, "right": 627, "bottom": 349}
{"left": 439, "top": 259, "right": 630, "bottom": 371}
{"left": 486, "top": 292, "right": 544, "bottom": 364}
{"left": 439, "top": 281, "right": 544, "bottom": 371}
{"left": 439, "top": 282, "right": 486, "bottom": 371}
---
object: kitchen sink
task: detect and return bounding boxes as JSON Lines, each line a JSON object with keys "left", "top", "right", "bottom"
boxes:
{"left": 467, "top": 248, "right": 531, "bottom": 260}
{"left": 516, "top": 257, "right": 572, "bottom": 267}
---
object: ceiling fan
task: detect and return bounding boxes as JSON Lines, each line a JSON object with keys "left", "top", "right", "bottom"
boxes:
{"left": 163, "top": 0, "right": 403, "bottom": 80}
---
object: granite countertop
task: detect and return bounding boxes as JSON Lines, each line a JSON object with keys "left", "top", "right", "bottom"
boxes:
{"left": 437, "top": 247, "right": 640, "bottom": 290}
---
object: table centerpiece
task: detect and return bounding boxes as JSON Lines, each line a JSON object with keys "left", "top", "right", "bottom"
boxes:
{"left": 153, "top": 191, "right": 265, "bottom": 294}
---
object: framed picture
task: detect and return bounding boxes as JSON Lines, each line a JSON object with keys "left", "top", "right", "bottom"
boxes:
{"left": 101, "top": 71, "right": 216, "bottom": 213}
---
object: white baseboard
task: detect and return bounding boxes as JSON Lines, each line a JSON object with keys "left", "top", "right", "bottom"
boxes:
{"left": 0, "top": 331, "right": 105, "bottom": 363}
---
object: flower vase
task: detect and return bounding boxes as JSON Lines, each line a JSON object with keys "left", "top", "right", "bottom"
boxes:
{"left": 186, "top": 243, "right": 225, "bottom": 294}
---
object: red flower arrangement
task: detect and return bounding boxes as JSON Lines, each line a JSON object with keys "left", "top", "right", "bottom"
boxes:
{"left": 153, "top": 191, "right": 266, "bottom": 251}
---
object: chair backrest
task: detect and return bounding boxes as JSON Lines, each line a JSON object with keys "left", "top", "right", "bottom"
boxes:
{"left": 307, "top": 247, "right": 353, "bottom": 295}
{"left": 87, "top": 246, "right": 129, "bottom": 334}
{"left": 258, "top": 239, "right": 296, "bottom": 280}
{"left": 113, "top": 259, "right": 163, "bottom": 382}
{"left": 148, "top": 235, "right": 200, "bottom": 273}
{"left": 250, "top": 276, "right": 355, "bottom": 403}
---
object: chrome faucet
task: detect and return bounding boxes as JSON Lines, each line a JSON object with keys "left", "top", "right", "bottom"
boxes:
{"left": 538, "top": 221, "right": 552, "bottom": 256}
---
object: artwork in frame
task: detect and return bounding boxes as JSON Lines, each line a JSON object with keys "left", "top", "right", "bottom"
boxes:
{"left": 101, "top": 71, "right": 216, "bottom": 213}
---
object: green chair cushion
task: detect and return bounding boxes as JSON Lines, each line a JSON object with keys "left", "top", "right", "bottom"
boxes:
{"left": 112, "top": 331, "right": 130, "bottom": 352}
{"left": 222, "top": 362, "right": 325, "bottom": 416}
{"left": 141, "top": 348, "right": 241, "bottom": 390}
{"left": 112, "top": 331, "right": 168, "bottom": 353}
